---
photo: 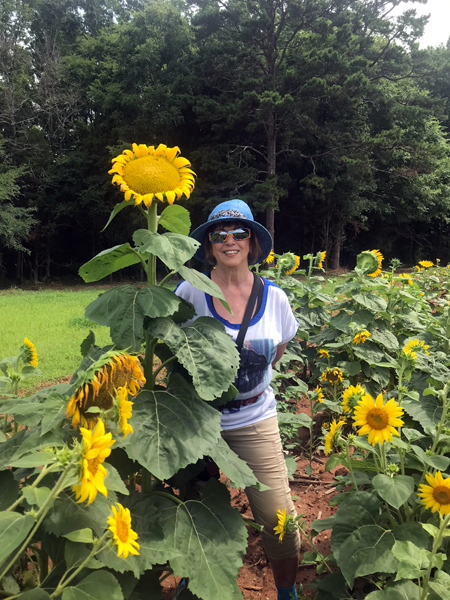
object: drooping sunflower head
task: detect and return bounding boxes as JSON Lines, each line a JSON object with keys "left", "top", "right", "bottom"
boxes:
{"left": 317, "top": 251, "right": 326, "bottom": 269}
{"left": 72, "top": 419, "right": 115, "bottom": 505}
{"left": 418, "top": 471, "right": 450, "bottom": 516}
{"left": 324, "top": 418, "right": 346, "bottom": 455}
{"left": 418, "top": 260, "right": 434, "bottom": 269}
{"left": 108, "top": 143, "right": 196, "bottom": 207}
{"left": 341, "top": 384, "right": 366, "bottom": 414}
{"left": 353, "top": 393, "right": 404, "bottom": 446}
{"left": 66, "top": 351, "right": 145, "bottom": 430}
{"left": 356, "top": 250, "right": 383, "bottom": 277}
{"left": 107, "top": 503, "right": 140, "bottom": 559}
{"left": 352, "top": 330, "right": 370, "bottom": 345}
{"left": 320, "top": 367, "right": 344, "bottom": 386}
{"left": 22, "top": 337, "right": 38, "bottom": 368}
{"left": 277, "top": 252, "right": 300, "bottom": 276}
{"left": 266, "top": 250, "right": 275, "bottom": 264}
{"left": 403, "top": 338, "right": 430, "bottom": 356}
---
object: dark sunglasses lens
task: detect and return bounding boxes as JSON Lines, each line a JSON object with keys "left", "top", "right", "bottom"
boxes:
{"left": 209, "top": 231, "right": 227, "bottom": 243}
{"left": 233, "top": 228, "right": 250, "bottom": 240}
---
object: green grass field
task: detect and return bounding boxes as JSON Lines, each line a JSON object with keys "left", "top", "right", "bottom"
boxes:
{"left": 0, "top": 288, "right": 112, "bottom": 388}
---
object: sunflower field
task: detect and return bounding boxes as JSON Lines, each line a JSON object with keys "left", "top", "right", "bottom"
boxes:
{"left": 1, "top": 141, "right": 450, "bottom": 600}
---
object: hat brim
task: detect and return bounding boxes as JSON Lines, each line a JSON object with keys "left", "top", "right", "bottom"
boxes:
{"left": 191, "top": 217, "right": 273, "bottom": 265}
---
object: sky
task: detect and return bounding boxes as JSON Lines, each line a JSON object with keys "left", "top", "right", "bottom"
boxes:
{"left": 391, "top": 0, "right": 450, "bottom": 47}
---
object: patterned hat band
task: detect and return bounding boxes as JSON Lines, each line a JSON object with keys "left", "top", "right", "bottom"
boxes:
{"left": 209, "top": 209, "right": 247, "bottom": 221}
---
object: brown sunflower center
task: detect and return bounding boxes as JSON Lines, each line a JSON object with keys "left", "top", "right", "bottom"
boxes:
{"left": 87, "top": 456, "right": 101, "bottom": 476}
{"left": 117, "top": 519, "right": 129, "bottom": 543}
{"left": 366, "top": 408, "right": 389, "bottom": 430}
{"left": 433, "top": 485, "right": 450, "bottom": 505}
{"left": 123, "top": 155, "right": 181, "bottom": 194}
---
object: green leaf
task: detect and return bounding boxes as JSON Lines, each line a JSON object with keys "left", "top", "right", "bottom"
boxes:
{"left": 0, "top": 512, "right": 34, "bottom": 566}
{"left": 352, "top": 341, "right": 385, "bottom": 364}
{"left": 63, "top": 528, "right": 94, "bottom": 543}
{"left": 403, "top": 397, "right": 443, "bottom": 433}
{"left": 0, "top": 431, "right": 5, "bottom": 442}
{"left": 0, "top": 400, "right": 44, "bottom": 416}
{"left": 62, "top": 570, "right": 124, "bottom": 600}
{"left": 9, "top": 451, "right": 56, "bottom": 468}
{"left": 177, "top": 266, "right": 231, "bottom": 310}
{"left": 65, "top": 540, "right": 92, "bottom": 571}
{"left": 209, "top": 436, "right": 269, "bottom": 490}
{"left": 430, "top": 570, "right": 450, "bottom": 599}
{"left": 151, "top": 479, "right": 247, "bottom": 600}
{"left": 41, "top": 392, "right": 67, "bottom": 435}
{"left": 85, "top": 285, "right": 182, "bottom": 351}
{"left": 372, "top": 474, "right": 415, "bottom": 510}
{"left": 127, "top": 381, "right": 222, "bottom": 480}
{"left": 104, "top": 463, "right": 129, "bottom": 497}
{"left": 370, "top": 329, "right": 399, "bottom": 351}
{"left": 101, "top": 199, "right": 134, "bottom": 232}
{"left": 43, "top": 492, "right": 111, "bottom": 538}
{"left": 79, "top": 244, "right": 141, "bottom": 283}
{"left": 133, "top": 230, "right": 199, "bottom": 271}
{"left": 80, "top": 330, "right": 96, "bottom": 358}
{"left": 22, "top": 486, "right": 51, "bottom": 508}
{"left": 17, "top": 591, "right": 52, "bottom": 600}
{"left": 338, "top": 525, "right": 396, "bottom": 587}
{"left": 421, "top": 523, "right": 440, "bottom": 539}
{"left": 352, "top": 293, "right": 387, "bottom": 312}
{"left": 2, "top": 574, "right": 20, "bottom": 595}
{"left": 391, "top": 540, "right": 439, "bottom": 581}
{"left": 277, "top": 412, "right": 312, "bottom": 428}
{"left": 324, "top": 454, "right": 342, "bottom": 472}
{"left": 394, "top": 522, "right": 432, "bottom": 550}
{"left": 146, "top": 317, "right": 240, "bottom": 400}
{"left": 0, "top": 471, "right": 19, "bottom": 510}
{"left": 365, "top": 580, "right": 420, "bottom": 600}
{"left": 311, "top": 515, "right": 336, "bottom": 533}
{"left": 159, "top": 204, "right": 191, "bottom": 235}
{"left": 338, "top": 361, "right": 361, "bottom": 376}
{"left": 285, "top": 454, "right": 297, "bottom": 480}
{"left": 410, "top": 445, "right": 450, "bottom": 471}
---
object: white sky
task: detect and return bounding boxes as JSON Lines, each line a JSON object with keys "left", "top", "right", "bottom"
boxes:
{"left": 391, "top": 0, "right": 450, "bottom": 47}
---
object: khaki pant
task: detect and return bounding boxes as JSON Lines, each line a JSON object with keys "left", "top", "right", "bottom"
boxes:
{"left": 222, "top": 416, "right": 301, "bottom": 559}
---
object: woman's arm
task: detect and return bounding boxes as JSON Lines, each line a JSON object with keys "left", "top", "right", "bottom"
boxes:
{"left": 272, "top": 342, "right": 288, "bottom": 367}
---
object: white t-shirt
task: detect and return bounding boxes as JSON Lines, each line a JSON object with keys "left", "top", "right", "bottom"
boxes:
{"left": 175, "top": 276, "right": 298, "bottom": 430}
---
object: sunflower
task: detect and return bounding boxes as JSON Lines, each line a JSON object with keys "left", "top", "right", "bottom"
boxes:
{"left": 318, "top": 349, "right": 330, "bottom": 358}
{"left": 73, "top": 419, "right": 115, "bottom": 504}
{"left": 274, "top": 508, "right": 287, "bottom": 542}
{"left": 341, "top": 384, "right": 366, "bottom": 414}
{"left": 108, "top": 143, "right": 196, "bottom": 207}
{"left": 419, "top": 260, "right": 434, "bottom": 268}
{"left": 66, "top": 351, "right": 145, "bottom": 430}
{"left": 266, "top": 250, "right": 275, "bottom": 264}
{"left": 353, "top": 393, "right": 404, "bottom": 446}
{"left": 22, "top": 338, "right": 38, "bottom": 368}
{"left": 366, "top": 249, "right": 383, "bottom": 277}
{"left": 352, "top": 330, "right": 370, "bottom": 345}
{"left": 418, "top": 471, "right": 450, "bottom": 516}
{"left": 403, "top": 338, "right": 430, "bottom": 356}
{"left": 321, "top": 367, "right": 344, "bottom": 385}
{"left": 285, "top": 255, "right": 301, "bottom": 276}
{"left": 315, "top": 386, "right": 324, "bottom": 402}
{"left": 318, "top": 251, "right": 326, "bottom": 269}
{"left": 324, "top": 418, "right": 346, "bottom": 455}
{"left": 107, "top": 503, "right": 140, "bottom": 559}
{"left": 115, "top": 385, "right": 134, "bottom": 439}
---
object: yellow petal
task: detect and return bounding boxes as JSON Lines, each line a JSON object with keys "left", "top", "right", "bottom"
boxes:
{"left": 143, "top": 194, "right": 153, "bottom": 207}
{"left": 165, "top": 146, "right": 179, "bottom": 162}
{"left": 123, "top": 149, "right": 134, "bottom": 159}
{"left": 124, "top": 190, "right": 133, "bottom": 201}
{"left": 155, "top": 192, "right": 164, "bottom": 202}
{"left": 165, "top": 191, "right": 176, "bottom": 205}
{"left": 173, "top": 157, "right": 190, "bottom": 168}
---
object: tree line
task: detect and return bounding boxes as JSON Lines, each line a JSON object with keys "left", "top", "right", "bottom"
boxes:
{"left": 1, "top": 0, "right": 450, "bottom": 285}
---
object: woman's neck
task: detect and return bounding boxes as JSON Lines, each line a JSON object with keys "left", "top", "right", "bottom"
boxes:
{"left": 211, "top": 264, "right": 253, "bottom": 288}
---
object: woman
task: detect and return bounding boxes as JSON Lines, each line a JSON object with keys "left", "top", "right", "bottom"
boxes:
{"left": 175, "top": 199, "right": 300, "bottom": 600}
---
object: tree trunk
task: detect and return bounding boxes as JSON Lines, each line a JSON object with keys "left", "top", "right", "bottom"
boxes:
{"left": 16, "top": 250, "right": 23, "bottom": 285}
{"left": 45, "top": 244, "right": 51, "bottom": 280}
{"left": 265, "top": 110, "right": 277, "bottom": 245}
{"left": 329, "top": 221, "right": 343, "bottom": 270}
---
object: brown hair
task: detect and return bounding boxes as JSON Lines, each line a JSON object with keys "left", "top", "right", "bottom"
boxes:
{"left": 204, "top": 222, "right": 261, "bottom": 266}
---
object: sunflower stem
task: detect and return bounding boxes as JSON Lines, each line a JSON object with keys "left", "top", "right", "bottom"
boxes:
{"left": 153, "top": 356, "right": 177, "bottom": 382}
{"left": 158, "top": 270, "right": 176, "bottom": 287}
{"left": 419, "top": 513, "right": 450, "bottom": 600}
{"left": 431, "top": 384, "right": 449, "bottom": 454}
{"left": 148, "top": 490, "right": 184, "bottom": 506}
{"left": 146, "top": 203, "right": 158, "bottom": 286}
{"left": 345, "top": 442, "right": 358, "bottom": 492}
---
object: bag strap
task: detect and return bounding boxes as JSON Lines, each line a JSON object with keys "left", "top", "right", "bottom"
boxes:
{"left": 235, "top": 273, "right": 263, "bottom": 351}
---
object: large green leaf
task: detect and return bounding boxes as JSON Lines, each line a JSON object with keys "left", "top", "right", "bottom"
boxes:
{"left": 151, "top": 479, "right": 247, "bottom": 600}
{"left": 62, "top": 570, "right": 124, "bottom": 600}
{"left": 41, "top": 392, "right": 67, "bottom": 435}
{"left": 338, "top": 525, "right": 396, "bottom": 587}
{"left": 146, "top": 317, "right": 240, "bottom": 400}
{"left": 0, "top": 512, "right": 34, "bottom": 566}
{"left": 352, "top": 341, "right": 385, "bottom": 364}
{"left": 391, "top": 540, "right": 443, "bottom": 581}
{"left": 2, "top": 430, "right": 64, "bottom": 469}
{"left": 372, "top": 474, "right": 415, "bottom": 510}
{"left": 403, "top": 396, "right": 443, "bottom": 435}
{"left": 159, "top": 204, "right": 191, "bottom": 235}
{"left": 126, "top": 381, "right": 222, "bottom": 480}
{"left": 177, "top": 266, "right": 230, "bottom": 310}
{"left": 85, "top": 285, "right": 182, "bottom": 351}
{"left": 209, "top": 436, "right": 269, "bottom": 490}
{"left": 277, "top": 412, "right": 312, "bottom": 428}
{"left": 352, "top": 293, "right": 387, "bottom": 312}
{"left": 43, "top": 492, "right": 111, "bottom": 538}
{"left": 370, "top": 329, "right": 399, "bottom": 351}
{"left": 393, "top": 522, "right": 432, "bottom": 551}
{"left": 430, "top": 570, "right": 450, "bottom": 600}
{"left": 365, "top": 581, "right": 420, "bottom": 600}
{"left": 101, "top": 198, "right": 135, "bottom": 232}
{"left": 17, "top": 591, "right": 52, "bottom": 600}
{"left": 410, "top": 445, "right": 450, "bottom": 471}
{"left": 133, "top": 230, "right": 199, "bottom": 270}
{"left": 0, "top": 471, "right": 19, "bottom": 510}
{"left": 79, "top": 244, "right": 141, "bottom": 283}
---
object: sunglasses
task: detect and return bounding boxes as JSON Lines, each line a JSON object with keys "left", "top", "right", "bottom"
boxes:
{"left": 208, "top": 227, "right": 252, "bottom": 244}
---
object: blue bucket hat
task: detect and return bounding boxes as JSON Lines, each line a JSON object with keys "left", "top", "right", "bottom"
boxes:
{"left": 190, "top": 199, "right": 273, "bottom": 265}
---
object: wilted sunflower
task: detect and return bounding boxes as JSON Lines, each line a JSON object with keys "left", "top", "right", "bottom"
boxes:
{"left": 274, "top": 508, "right": 287, "bottom": 542}
{"left": 107, "top": 503, "right": 140, "bottom": 559}
{"left": 353, "top": 393, "right": 404, "bottom": 446}
{"left": 318, "top": 251, "right": 326, "bottom": 269}
{"left": 266, "top": 250, "right": 275, "bottom": 264}
{"left": 285, "top": 255, "right": 301, "bottom": 276}
{"left": 418, "top": 471, "right": 450, "bottom": 516}
{"left": 352, "top": 330, "right": 370, "bottom": 345}
{"left": 404, "top": 338, "right": 430, "bottom": 356}
{"left": 22, "top": 338, "right": 38, "bottom": 368}
{"left": 366, "top": 249, "right": 383, "bottom": 277}
{"left": 114, "top": 385, "right": 134, "bottom": 439}
{"left": 109, "top": 143, "right": 196, "bottom": 207}
{"left": 418, "top": 260, "right": 434, "bottom": 268}
{"left": 321, "top": 367, "right": 344, "bottom": 385}
{"left": 342, "top": 384, "right": 366, "bottom": 414}
{"left": 66, "top": 351, "right": 145, "bottom": 429}
{"left": 73, "top": 419, "right": 115, "bottom": 504}
{"left": 324, "top": 418, "right": 346, "bottom": 455}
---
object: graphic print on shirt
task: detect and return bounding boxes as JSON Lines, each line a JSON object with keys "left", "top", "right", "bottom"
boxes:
{"left": 235, "top": 338, "right": 276, "bottom": 394}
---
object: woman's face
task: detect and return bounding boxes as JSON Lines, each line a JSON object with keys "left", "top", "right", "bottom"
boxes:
{"left": 210, "top": 222, "right": 251, "bottom": 269}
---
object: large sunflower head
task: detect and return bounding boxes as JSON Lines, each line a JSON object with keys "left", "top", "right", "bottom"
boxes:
{"left": 324, "top": 418, "right": 346, "bottom": 455}
{"left": 72, "top": 419, "right": 115, "bottom": 504}
{"left": 418, "top": 471, "right": 450, "bottom": 516}
{"left": 107, "top": 503, "right": 140, "bottom": 559}
{"left": 341, "top": 384, "right": 366, "bottom": 414}
{"left": 418, "top": 260, "right": 434, "bottom": 268}
{"left": 403, "top": 338, "right": 430, "bottom": 356}
{"left": 66, "top": 351, "right": 145, "bottom": 430}
{"left": 108, "top": 143, "right": 196, "bottom": 207}
{"left": 356, "top": 250, "right": 383, "bottom": 277}
{"left": 277, "top": 252, "right": 300, "bottom": 276}
{"left": 320, "top": 367, "right": 344, "bottom": 386}
{"left": 22, "top": 337, "right": 38, "bottom": 368}
{"left": 353, "top": 393, "right": 404, "bottom": 446}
